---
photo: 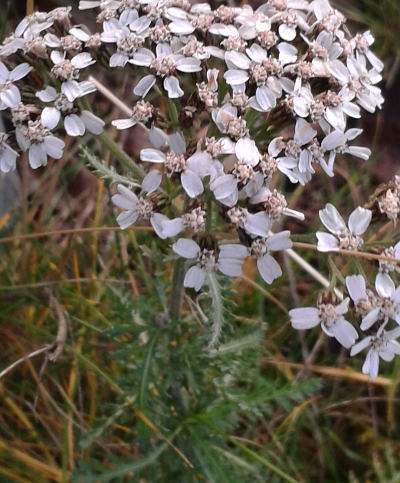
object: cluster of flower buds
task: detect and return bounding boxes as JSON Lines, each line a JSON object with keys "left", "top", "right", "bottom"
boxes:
{"left": 1, "top": 0, "right": 395, "bottom": 372}
{"left": 377, "top": 176, "right": 400, "bottom": 223}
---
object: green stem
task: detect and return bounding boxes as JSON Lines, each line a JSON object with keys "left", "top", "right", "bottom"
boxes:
{"left": 164, "top": 97, "right": 179, "bottom": 128}
{"left": 168, "top": 258, "right": 185, "bottom": 321}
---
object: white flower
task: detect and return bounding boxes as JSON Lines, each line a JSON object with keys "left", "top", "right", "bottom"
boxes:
{"left": 346, "top": 274, "right": 400, "bottom": 330}
{"left": 172, "top": 238, "right": 248, "bottom": 291}
{"left": 250, "top": 187, "right": 305, "bottom": 222}
{"left": 351, "top": 30, "right": 384, "bottom": 73}
{"left": 100, "top": 10, "right": 146, "bottom": 67}
{"left": 16, "top": 120, "right": 65, "bottom": 169}
{"left": 112, "top": 100, "right": 153, "bottom": 130}
{"left": 140, "top": 131, "right": 208, "bottom": 198}
{"left": 151, "top": 206, "right": 206, "bottom": 239}
{"left": 350, "top": 326, "right": 400, "bottom": 378}
{"left": 36, "top": 85, "right": 104, "bottom": 136}
{"left": 316, "top": 203, "right": 372, "bottom": 252}
{"left": 211, "top": 103, "right": 249, "bottom": 139}
{"left": 111, "top": 178, "right": 162, "bottom": 231}
{"left": 0, "top": 62, "right": 32, "bottom": 109}
{"left": 320, "top": 128, "right": 371, "bottom": 172}
{"left": 208, "top": 136, "right": 261, "bottom": 206}
{"left": 270, "top": 118, "right": 317, "bottom": 182}
{"left": 328, "top": 55, "right": 384, "bottom": 114}
{"left": 131, "top": 43, "right": 201, "bottom": 99}
{"left": 290, "top": 298, "right": 358, "bottom": 348}
{"left": 14, "top": 11, "right": 53, "bottom": 39}
{"left": 249, "top": 231, "right": 292, "bottom": 284}
{"left": 50, "top": 50, "right": 96, "bottom": 102}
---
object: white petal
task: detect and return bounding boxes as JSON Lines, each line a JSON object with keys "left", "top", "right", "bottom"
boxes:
{"left": 319, "top": 203, "right": 346, "bottom": 234}
{"left": 225, "top": 51, "right": 251, "bottom": 70}
{"left": 163, "top": 76, "right": 184, "bottom": 98}
{"left": 161, "top": 217, "right": 185, "bottom": 238}
{"left": 29, "top": 143, "right": 47, "bottom": 169}
{"left": 256, "top": 86, "right": 276, "bottom": 111}
{"left": 172, "top": 238, "right": 200, "bottom": 259}
{"left": 321, "top": 131, "right": 346, "bottom": 151}
{"left": 116, "top": 210, "right": 139, "bottom": 229}
{"left": 289, "top": 307, "right": 320, "bottom": 329}
{"left": 81, "top": 110, "right": 105, "bottom": 134}
{"left": 348, "top": 207, "right": 371, "bottom": 235}
{"left": 168, "top": 132, "right": 186, "bottom": 155}
{"left": 110, "top": 53, "right": 128, "bottom": 68}
{"left": 266, "top": 231, "right": 292, "bottom": 251}
{"left": 148, "top": 127, "right": 167, "bottom": 149}
{"left": 184, "top": 265, "right": 206, "bottom": 291}
{"left": 36, "top": 86, "right": 57, "bottom": 102}
{"left": 257, "top": 254, "right": 282, "bottom": 284}
{"left": 316, "top": 232, "right": 339, "bottom": 252}
{"left": 210, "top": 174, "right": 237, "bottom": 200}
{"left": 181, "top": 170, "right": 204, "bottom": 198}
{"left": 0, "top": 85, "right": 20, "bottom": 108}
{"left": 209, "top": 23, "right": 238, "bottom": 37}
{"left": 77, "top": 80, "right": 96, "bottom": 97}
{"left": 10, "top": 63, "right": 32, "bottom": 81}
{"left": 363, "top": 349, "right": 379, "bottom": 378}
{"left": 112, "top": 184, "right": 138, "bottom": 209}
{"left": 69, "top": 27, "right": 90, "bottom": 41}
{"left": 360, "top": 307, "right": 380, "bottom": 331}
{"left": 375, "top": 272, "right": 395, "bottom": 298}
{"left": 345, "top": 146, "right": 371, "bottom": 160}
{"left": 350, "top": 336, "right": 372, "bottom": 356}
{"left": 71, "top": 52, "right": 95, "bottom": 69}
{"left": 41, "top": 107, "right": 61, "bottom": 130}
{"left": 346, "top": 275, "right": 366, "bottom": 303}
{"left": 133, "top": 75, "right": 156, "bottom": 97}
{"left": 61, "top": 80, "right": 82, "bottom": 102}
{"left": 140, "top": 149, "right": 165, "bottom": 163}
{"left": 277, "top": 42, "right": 298, "bottom": 64}
{"left": 223, "top": 69, "right": 249, "bottom": 86}
{"left": 342, "top": 101, "right": 361, "bottom": 119}
{"left": 65, "top": 114, "right": 86, "bottom": 136}
{"left": 219, "top": 244, "right": 248, "bottom": 260}
{"left": 142, "top": 170, "right": 162, "bottom": 194}
{"left": 327, "top": 59, "right": 350, "bottom": 83}
{"left": 243, "top": 212, "right": 271, "bottom": 237}
{"left": 279, "top": 24, "right": 296, "bottom": 41}
{"left": 330, "top": 319, "right": 358, "bottom": 348}
{"left": 294, "top": 119, "right": 317, "bottom": 146}
{"left": 218, "top": 258, "right": 244, "bottom": 277}
{"left": 43, "top": 136, "right": 64, "bottom": 159}
{"left": 246, "top": 44, "right": 267, "bottom": 63}
{"left": 112, "top": 118, "right": 136, "bottom": 130}
{"left": 235, "top": 137, "right": 260, "bottom": 166}
{"left": 169, "top": 20, "right": 195, "bottom": 35}
{"left": 325, "top": 106, "right": 345, "bottom": 131}
{"left": 175, "top": 58, "right": 201, "bottom": 73}
{"left": 150, "top": 213, "right": 169, "bottom": 239}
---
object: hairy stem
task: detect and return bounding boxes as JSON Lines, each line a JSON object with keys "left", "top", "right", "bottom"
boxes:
{"left": 168, "top": 258, "right": 185, "bottom": 321}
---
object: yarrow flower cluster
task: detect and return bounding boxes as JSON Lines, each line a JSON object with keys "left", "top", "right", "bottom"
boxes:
{"left": 2, "top": 0, "right": 398, "bottom": 374}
